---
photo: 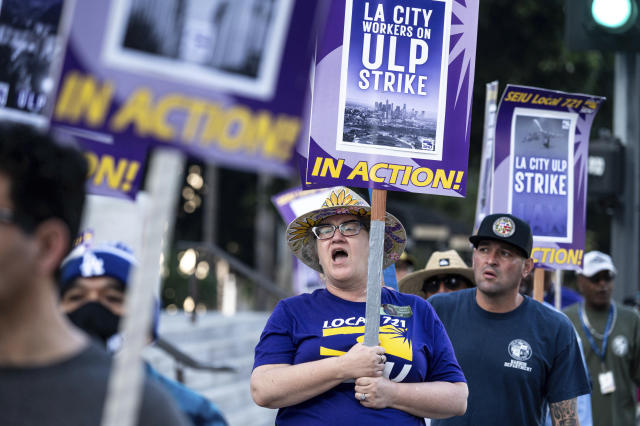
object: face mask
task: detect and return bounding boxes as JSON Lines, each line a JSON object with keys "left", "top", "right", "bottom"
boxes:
{"left": 67, "top": 301, "right": 120, "bottom": 344}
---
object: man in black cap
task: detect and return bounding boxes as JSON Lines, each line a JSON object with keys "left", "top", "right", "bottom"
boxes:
{"left": 429, "top": 213, "right": 591, "bottom": 426}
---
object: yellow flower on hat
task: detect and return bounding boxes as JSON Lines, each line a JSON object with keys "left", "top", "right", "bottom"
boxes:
{"left": 288, "top": 217, "right": 317, "bottom": 248}
{"left": 322, "top": 188, "right": 360, "bottom": 208}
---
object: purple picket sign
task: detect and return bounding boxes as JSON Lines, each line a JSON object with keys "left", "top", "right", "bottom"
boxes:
{"left": 0, "top": 0, "right": 76, "bottom": 128}
{"left": 271, "top": 187, "right": 334, "bottom": 294}
{"left": 51, "top": 0, "right": 326, "bottom": 193}
{"left": 54, "top": 128, "right": 149, "bottom": 200}
{"left": 473, "top": 81, "right": 499, "bottom": 232}
{"left": 491, "top": 84, "right": 605, "bottom": 270}
{"left": 306, "top": 0, "right": 478, "bottom": 196}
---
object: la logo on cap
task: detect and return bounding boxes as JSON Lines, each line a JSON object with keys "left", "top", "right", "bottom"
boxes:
{"left": 80, "top": 252, "right": 105, "bottom": 277}
{"left": 492, "top": 217, "right": 516, "bottom": 238}
{"left": 439, "top": 259, "right": 450, "bottom": 267}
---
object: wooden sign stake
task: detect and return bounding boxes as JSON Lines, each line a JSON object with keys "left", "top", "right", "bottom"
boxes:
{"left": 533, "top": 268, "right": 545, "bottom": 302}
{"left": 363, "top": 189, "right": 387, "bottom": 347}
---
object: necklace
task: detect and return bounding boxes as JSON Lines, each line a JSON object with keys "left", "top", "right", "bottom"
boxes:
{"left": 580, "top": 302, "right": 616, "bottom": 340}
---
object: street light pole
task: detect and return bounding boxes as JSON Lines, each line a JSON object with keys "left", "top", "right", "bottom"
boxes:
{"left": 611, "top": 52, "right": 640, "bottom": 301}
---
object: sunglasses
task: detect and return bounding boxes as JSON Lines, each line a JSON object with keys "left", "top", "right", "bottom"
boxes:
{"left": 423, "top": 274, "right": 472, "bottom": 294}
{"left": 312, "top": 220, "right": 365, "bottom": 240}
{"left": 587, "top": 271, "right": 614, "bottom": 283}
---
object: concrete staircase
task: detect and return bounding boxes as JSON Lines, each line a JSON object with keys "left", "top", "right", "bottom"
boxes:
{"left": 144, "top": 311, "right": 277, "bottom": 426}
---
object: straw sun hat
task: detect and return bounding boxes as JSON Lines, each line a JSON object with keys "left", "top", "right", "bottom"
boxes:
{"left": 398, "top": 249, "right": 474, "bottom": 298}
{"left": 286, "top": 186, "right": 406, "bottom": 272}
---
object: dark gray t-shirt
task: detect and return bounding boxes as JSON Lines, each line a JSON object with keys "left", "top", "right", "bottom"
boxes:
{"left": 0, "top": 343, "right": 189, "bottom": 426}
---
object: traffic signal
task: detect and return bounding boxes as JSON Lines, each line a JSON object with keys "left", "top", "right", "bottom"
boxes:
{"left": 566, "top": 0, "right": 640, "bottom": 51}
{"left": 587, "top": 130, "right": 625, "bottom": 200}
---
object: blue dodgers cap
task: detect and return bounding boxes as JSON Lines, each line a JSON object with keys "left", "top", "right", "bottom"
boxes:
{"left": 59, "top": 238, "right": 161, "bottom": 340}
{"left": 469, "top": 213, "right": 533, "bottom": 258}
{"left": 59, "top": 240, "right": 138, "bottom": 293}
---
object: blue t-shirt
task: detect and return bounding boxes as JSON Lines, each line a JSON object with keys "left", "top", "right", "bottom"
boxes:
{"left": 253, "top": 287, "right": 465, "bottom": 425}
{"left": 429, "top": 289, "right": 591, "bottom": 426}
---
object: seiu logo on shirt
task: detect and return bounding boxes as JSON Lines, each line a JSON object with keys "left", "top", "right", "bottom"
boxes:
{"left": 320, "top": 316, "right": 413, "bottom": 381}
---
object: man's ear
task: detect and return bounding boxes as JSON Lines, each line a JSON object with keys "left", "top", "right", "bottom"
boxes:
{"left": 33, "top": 219, "right": 70, "bottom": 276}
{"left": 522, "top": 257, "right": 535, "bottom": 278}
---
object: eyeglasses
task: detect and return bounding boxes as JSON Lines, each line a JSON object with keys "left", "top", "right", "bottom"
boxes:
{"left": 0, "top": 207, "right": 13, "bottom": 225}
{"left": 587, "top": 271, "right": 614, "bottom": 283}
{"left": 312, "top": 220, "right": 364, "bottom": 240}
{"left": 423, "top": 274, "right": 472, "bottom": 294}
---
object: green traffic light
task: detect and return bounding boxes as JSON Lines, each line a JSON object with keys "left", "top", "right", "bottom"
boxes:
{"left": 591, "top": 0, "right": 637, "bottom": 30}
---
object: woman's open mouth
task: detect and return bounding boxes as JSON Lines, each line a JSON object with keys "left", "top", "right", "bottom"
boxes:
{"left": 331, "top": 248, "right": 348, "bottom": 263}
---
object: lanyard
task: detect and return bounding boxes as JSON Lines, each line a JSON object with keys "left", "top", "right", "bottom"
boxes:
{"left": 579, "top": 302, "right": 615, "bottom": 363}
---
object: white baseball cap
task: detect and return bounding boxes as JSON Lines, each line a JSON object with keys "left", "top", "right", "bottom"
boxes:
{"left": 579, "top": 251, "right": 617, "bottom": 278}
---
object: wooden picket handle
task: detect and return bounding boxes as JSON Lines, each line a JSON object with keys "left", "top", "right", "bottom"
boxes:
{"left": 363, "top": 189, "right": 387, "bottom": 347}
{"left": 370, "top": 189, "right": 387, "bottom": 221}
{"left": 533, "top": 268, "right": 545, "bottom": 302}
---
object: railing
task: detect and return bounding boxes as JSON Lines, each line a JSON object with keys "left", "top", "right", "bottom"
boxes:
{"left": 177, "top": 240, "right": 292, "bottom": 300}
{"left": 154, "top": 336, "right": 235, "bottom": 383}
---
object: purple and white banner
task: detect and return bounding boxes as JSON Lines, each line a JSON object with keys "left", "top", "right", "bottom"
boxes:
{"left": 56, "top": 130, "right": 148, "bottom": 200}
{"left": 306, "top": 0, "right": 478, "bottom": 196}
{"left": 491, "top": 84, "right": 605, "bottom": 269}
{"left": 473, "top": 80, "right": 498, "bottom": 232}
{"left": 0, "top": 0, "right": 75, "bottom": 127}
{"left": 272, "top": 187, "right": 333, "bottom": 294}
{"left": 51, "top": 0, "right": 325, "bottom": 199}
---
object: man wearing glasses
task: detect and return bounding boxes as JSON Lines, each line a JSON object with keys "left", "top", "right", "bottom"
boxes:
{"left": 398, "top": 250, "right": 474, "bottom": 300}
{"left": 564, "top": 251, "right": 640, "bottom": 426}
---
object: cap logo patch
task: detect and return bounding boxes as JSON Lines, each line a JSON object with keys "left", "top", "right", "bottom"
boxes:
{"left": 80, "top": 252, "right": 105, "bottom": 277}
{"left": 439, "top": 259, "right": 450, "bottom": 267}
{"left": 493, "top": 217, "right": 515, "bottom": 238}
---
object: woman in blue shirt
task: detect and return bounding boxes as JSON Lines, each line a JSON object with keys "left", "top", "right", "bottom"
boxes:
{"left": 251, "top": 187, "right": 467, "bottom": 425}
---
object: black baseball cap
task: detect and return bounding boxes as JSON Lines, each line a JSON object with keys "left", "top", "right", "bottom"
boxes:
{"left": 469, "top": 213, "right": 533, "bottom": 258}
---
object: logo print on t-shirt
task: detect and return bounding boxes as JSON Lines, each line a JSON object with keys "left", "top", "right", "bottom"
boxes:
{"left": 320, "top": 319, "right": 414, "bottom": 382}
{"left": 508, "top": 339, "right": 532, "bottom": 361}
{"left": 320, "top": 323, "right": 412, "bottom": 361}
{"left": 504, "top": 339, "right": 533, "bottom": 372}
{"left": 612, "top": 335, "right": 628, "bottom": 357}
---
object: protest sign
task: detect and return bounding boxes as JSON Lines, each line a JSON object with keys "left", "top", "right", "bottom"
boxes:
{"left": 306, "top": 0, "right": 479, "bottom": 196}
{"left": 491, "top": 84, "right": 605, "bottom": 269}
{"left": 54, "top": 129, "right": 149, "bottom": 200}
{"left": 473, "top": 81, "right": 499, "bottom": 231}
{"left": 51, "top": 0, "right": 325, "bottom": 199}
{"left": 0, "top": 0, "right": 75, "bottom": 127}
{"left": 272, "top": 187, "right": 332, "bottom": 295}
